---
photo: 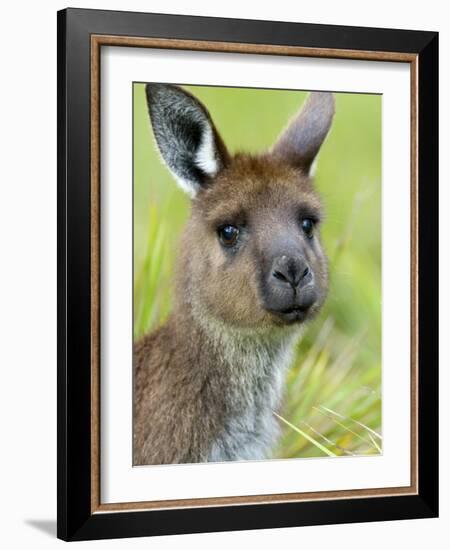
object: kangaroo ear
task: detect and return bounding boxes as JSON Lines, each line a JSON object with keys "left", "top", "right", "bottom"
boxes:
{"left": 271, "top": 92, "right": 335, "bottom": 174}
{"left": 145, "top": 84, "right": 229, "bottom": 197}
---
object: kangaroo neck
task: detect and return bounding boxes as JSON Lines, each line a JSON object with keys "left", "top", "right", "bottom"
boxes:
{"left": 173, "top": 297, "right": 299, "bottom": 378}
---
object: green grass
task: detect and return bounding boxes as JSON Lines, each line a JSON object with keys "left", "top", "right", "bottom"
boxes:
{"left": 133, "top": 83, "right": 382, "bottom": 458}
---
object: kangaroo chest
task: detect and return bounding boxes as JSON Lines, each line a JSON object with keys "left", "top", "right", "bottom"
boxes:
{"left": 207, "top": 343, "right": 292, "bottom": 462}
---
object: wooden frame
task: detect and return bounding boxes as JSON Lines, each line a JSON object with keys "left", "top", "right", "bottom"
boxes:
{"left": 58, "top": 7, "right": 438, "bottom": 541}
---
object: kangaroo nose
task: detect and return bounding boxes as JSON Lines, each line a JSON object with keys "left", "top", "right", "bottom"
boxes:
{"left": 272, "top": 255, "right": 310, "bottom": 289}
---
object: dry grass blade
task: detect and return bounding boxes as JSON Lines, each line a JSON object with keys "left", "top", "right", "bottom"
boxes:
{"left": 273, "top": 412, "right": 337, "bottom": 457}
{"left": 319, "top": 405, "right": 382, "bottom": 441}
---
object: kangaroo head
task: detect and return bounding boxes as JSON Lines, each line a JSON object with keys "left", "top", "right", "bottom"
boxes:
{"left": 145, "top": 84, "right": 334, "bottom": 331}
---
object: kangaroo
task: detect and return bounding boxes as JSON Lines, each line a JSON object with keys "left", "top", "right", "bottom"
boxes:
{"left": 134, "top": 84, "right": 334, "bottom": 465}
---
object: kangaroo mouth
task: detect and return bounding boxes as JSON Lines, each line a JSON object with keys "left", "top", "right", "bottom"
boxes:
{"left": 280, "top": 305, "right": 310, "bottom": 315}
{"left": 268, "top": 303, "right": 314, "bottom": 324}
{"left": 265, "top": 285, "right": 319, "bottom": 324}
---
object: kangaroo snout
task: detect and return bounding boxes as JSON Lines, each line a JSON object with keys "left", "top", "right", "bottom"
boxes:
{"left": 271, "top": 255, "right": 312, "bottom": 290}
{"left": 264, "top": 253, "right": 317, "bottom": 323}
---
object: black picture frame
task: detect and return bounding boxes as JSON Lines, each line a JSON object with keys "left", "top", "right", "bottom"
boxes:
{"left": 57, "top": 7, "right": 438, "bottom": 541}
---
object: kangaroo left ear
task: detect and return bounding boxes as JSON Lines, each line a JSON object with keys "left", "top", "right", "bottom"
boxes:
{"left": 146, "top": 84, "right": 229, "bottom": 197}
{"left": 271, "top": 92, "right": 335, "bottom": 174}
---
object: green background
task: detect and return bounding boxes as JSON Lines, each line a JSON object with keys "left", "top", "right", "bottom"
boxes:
{"left": 133, "top": 83, "right": 382, "bottom": 459}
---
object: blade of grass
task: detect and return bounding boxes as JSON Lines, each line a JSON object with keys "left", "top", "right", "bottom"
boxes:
{"left": 301, "top": 421, "right": 355, "bottom": 456}
{"left": 273, "top": 412, "right": 337, "bottom": 457}
{"left": 313, "top": 406, "right": 376, "bottom": 451}
{"left": 366, "top": 432, "right": 382, "bottom": 453}
{"left": 320, "top": 405, "right": 382, "bottom": 440}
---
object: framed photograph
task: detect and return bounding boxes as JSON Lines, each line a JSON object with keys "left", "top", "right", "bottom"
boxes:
{"left": 57, "top": 8, "right": 438, "bottom": 541}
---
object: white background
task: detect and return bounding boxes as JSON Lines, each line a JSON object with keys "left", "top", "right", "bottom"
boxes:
{"left": 0, "top": 0, "right": 447, "bottom": 548}
{"left": 102, "top": 48, "right": 411, "bottom": 503}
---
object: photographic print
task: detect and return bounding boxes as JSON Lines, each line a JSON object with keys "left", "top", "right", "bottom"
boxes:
{"left": 58, "top": 9, "right": 438, "bottom": 540}
{"left": 133, "top": 83, "right": 382, "bottom": 466}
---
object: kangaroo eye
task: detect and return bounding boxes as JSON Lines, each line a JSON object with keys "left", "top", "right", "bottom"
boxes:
{"left": 301, "top": 218, "right": 315, "bottom": 239}
{"left": 218, "top": 225, "right": 239, "bottom": 247}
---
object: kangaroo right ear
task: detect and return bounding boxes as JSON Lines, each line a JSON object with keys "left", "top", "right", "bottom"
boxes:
{"left": 145, "top": 84, "right": 229, "bottom": 197}
{"left": 271, "top": 92, "right": 335, "bottom": 174}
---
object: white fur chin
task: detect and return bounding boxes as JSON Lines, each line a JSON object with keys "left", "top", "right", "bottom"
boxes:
{"left": 195, "top": 124, "right": 219, "bottom": 177}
